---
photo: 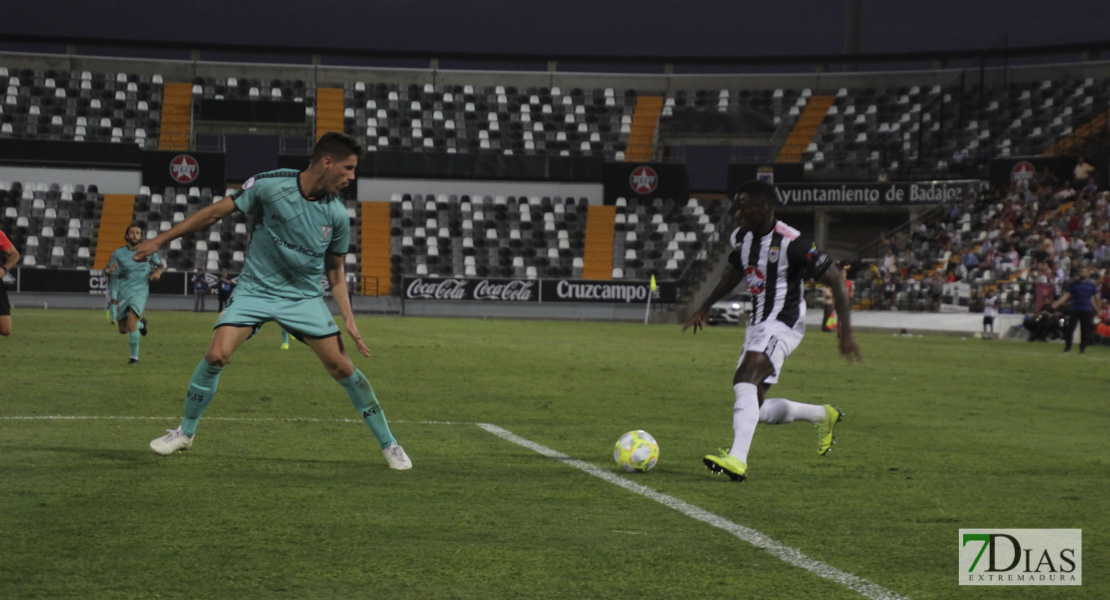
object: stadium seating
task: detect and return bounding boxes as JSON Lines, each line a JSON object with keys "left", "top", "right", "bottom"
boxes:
{"left": 0, "top": 68, "right": 162, "bottom": 147}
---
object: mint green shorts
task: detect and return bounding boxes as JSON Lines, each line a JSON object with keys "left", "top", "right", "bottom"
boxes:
{"left": 116, "top": 293, "right": 148, "bottom": 319}
{"left": 216, "top": 291, "right": 339, "bottom": 340}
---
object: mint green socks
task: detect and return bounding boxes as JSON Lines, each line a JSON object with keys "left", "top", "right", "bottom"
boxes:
{"left": 128, "top": 331, "right": 140, "bottom": 360}
{"left": 181, "top": 360, "right": 223, "bottom": 438}
{"left": 339, "top": 369, "right": 396, "bottom": 449}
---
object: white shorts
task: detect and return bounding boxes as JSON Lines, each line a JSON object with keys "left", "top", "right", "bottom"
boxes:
{"left": 739, "top": 319, "right": 805, "bottom": 385}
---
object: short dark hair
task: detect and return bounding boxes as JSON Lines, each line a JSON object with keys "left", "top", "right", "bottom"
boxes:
{"left": 734, "top": 180, "right": 777, "bottom": 206}
{"left": 125, "top": 224, "right": 142, "bottom": 240}
{"left": 311, "top": 132, "right": 364, "bottom": 164}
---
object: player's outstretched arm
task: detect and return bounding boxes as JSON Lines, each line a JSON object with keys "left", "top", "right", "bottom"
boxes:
{"left": 683, "top": 265, "right": 742, "bottom": 334}
{"left": 325, "top": 253, "right": 370, "bottom": 357}
{"left": 1, "top": 245, "right": 21, "bottom": 277}
{"left": 134, "top": 197, "right": 238, "bottom": 261}
{"left": 820, "top": 265, "right": 862, "bottom": 362}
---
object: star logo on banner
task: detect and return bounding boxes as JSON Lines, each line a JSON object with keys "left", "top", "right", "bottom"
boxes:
{"left": 629, "top": 166, "right": 658, "bottom": 195}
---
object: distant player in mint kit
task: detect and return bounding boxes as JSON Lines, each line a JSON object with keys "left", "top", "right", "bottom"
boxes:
{"left": 105, "top": 225, "right": 163, "bottom": 364}
{"left": 684, "top": 180, "right": 861, "bottom": 482}
{"left": 134, "top": 132, "right": 411, "bottom": 470}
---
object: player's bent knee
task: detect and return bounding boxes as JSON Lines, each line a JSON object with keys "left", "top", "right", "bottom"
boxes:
{"left": 203, "top": 352, "right": 231, "bottom": 368}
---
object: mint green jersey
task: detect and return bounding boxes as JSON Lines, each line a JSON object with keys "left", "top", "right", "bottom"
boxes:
{"left": 232, "top": 169, "right": 350, "bottom": 300}
{"left": 107, "top": 245, "right": 161, "bottom": 301}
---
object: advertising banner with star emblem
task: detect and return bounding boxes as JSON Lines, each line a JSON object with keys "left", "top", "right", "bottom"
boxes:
{"left": 142, "top": 150, "right": 226, "bottom": 191}
{"left": 988, "top": 156, "right": 1078, "bottom": 191}
{"left": 603, "top": 162, "right": 688, "bottom": 204}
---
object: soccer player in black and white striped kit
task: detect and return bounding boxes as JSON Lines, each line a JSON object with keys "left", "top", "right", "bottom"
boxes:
{"left": 684, "top": 180, "right": 862, "bottom": 482}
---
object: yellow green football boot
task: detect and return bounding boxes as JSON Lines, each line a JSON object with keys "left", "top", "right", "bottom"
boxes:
{"left": 816, "top": 405, "right": 843, "bottom": 455}
{"left": 703, "top": 449, "right": 747, "bottom": 482}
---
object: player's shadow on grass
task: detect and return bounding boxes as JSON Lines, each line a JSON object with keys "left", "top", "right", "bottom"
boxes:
{"left": 11, "top": 445, "right": 155, "bottom": 464}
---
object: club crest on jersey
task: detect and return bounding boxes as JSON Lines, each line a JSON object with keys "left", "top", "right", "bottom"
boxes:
{"left": 745, "top": 266, "right": 766, "bottom": 294}
{"left": 321, "top": 226, "right": 333, "bottom": 242}
{"left": 768, "top": 246, "right": 780, "bottom": 263}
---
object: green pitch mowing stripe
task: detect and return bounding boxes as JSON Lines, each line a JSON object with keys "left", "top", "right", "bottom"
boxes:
{"left": 7, "top": 414, "right": 908, "bottom": 598}
{"left": 478, "top": 423, "right": 912, "bottom": 600}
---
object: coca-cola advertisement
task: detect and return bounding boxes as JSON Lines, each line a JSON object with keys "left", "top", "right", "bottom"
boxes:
{"left": 403, "top": 277, "right": 539, "bottom": 302}
{"left": 402, "top": 277, "right": 677, "bottom": 304}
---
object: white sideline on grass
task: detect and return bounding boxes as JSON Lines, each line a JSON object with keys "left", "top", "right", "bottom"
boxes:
{"left": 478, "top": 422, "right": 911, "bottom": 600}
{"left": 3, "top": 415, "right": 909, "bottom": 599}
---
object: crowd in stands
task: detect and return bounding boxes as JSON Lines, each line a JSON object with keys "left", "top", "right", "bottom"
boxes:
{"left": 851, "top": 156, "right": 1110, "bottom": 342}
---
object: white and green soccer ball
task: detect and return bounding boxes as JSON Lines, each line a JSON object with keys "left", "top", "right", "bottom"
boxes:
{"left": 613, "top": 430, "right": 659, "bottom": 472}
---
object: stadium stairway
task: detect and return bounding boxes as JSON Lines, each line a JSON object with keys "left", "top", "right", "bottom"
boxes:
{"left": 315, "top": 88, "right": 345, "bottom": 140}
{"left": 1041, "top": 106, "right": 1110, "bottom": 156}
{"left": 93, "top": 194, "right": 135, "bottom": 269}
{"left": 582, "top": 205, "right": 616, "bottom": 280}
{"left": 360, "top": 201, "right": 392, "bottom": 296}
{"left": 625, "top": 96, "right": 664, "bottom": 161}
{"left": 775, "top": 95, "right": 835, "bottom": 162}
{"left": 158, "top": 83, "right": 193, "bottom": 151}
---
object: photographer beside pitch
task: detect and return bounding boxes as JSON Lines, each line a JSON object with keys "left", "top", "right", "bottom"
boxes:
{"left": 133, "top": 132, "right": 411, "bottom": 470}
{"left": 683, "top": 180, "right": 861, "bottom": 482}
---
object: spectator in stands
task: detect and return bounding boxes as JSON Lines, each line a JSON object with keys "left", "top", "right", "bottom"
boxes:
{"left": 1055, "top": 181, "right": 1075, "bottom": 203}
{"left": 1038, "top": 166, "right": 1059, "bottom": 190}
{"left": 962, "top": 248, "right": 980, "bottom": 271}
{"left": 876, "top": 168, "right": 890, "bottom": 183}
{"left": 882, "top": 273, "right": 901, "bottom": 309}
{"left": 1095, "top": 240, "right": 1110, "bottom": 269}
{"left": 0, "top": 228, "right": 21, "bottom": 336}
{"left": 912, "top": 221, "right": 928, "bottom": 245}
{"left": 104, "top": 225, "right": 164, "bottom": 364}
{"left": 682, "top": 180, "right": 860, "bottom": 483}
{"left": 134, "top": 132, "right": 411, "bottom": 470}
{"left": 1073, "top": 157, "right": 1096, "bottom": 190}
{"left": 1053, "top": 266, "right": 1103, "bottom": 353}
{"left": 1094, "top": 192, "right": 1109, "bottom": 219}
{"left": 217, "top": 268, "right": 235, "bottom": 313}
{"left": 951, "top": 148, "right": 968, "bottom": 175}
{"left": 192, "top": 267, "right": 209, "bottom": 312}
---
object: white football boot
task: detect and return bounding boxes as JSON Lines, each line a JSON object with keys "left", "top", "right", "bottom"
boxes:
{"left": 150, "top": 427, "right": 193, "bottom": 456}
{"left": 382, "top": 443, "right": 412, "bottom": 470}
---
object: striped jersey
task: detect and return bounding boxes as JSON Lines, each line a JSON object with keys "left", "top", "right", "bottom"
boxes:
{"left": 231, "top": 169, "right": 350, "bottom": 300}
{"left": 728, "top": 220, "right": 833, "bottom": 328}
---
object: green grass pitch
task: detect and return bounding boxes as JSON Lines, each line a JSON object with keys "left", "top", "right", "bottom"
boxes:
{"left": 0, "top": 309, "right": 1104, "bottom": 599}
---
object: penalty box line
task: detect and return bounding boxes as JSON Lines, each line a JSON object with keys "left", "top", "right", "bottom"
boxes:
{"left": 478, "top": 422, "right": 910, "bottom": 600}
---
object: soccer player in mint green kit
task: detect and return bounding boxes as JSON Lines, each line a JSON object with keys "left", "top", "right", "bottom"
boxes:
{"left": 105, "top": 225, "right": 163, "bottom": 364}
{"left": 137, "top": 132, "right": 411, "bottom": 470}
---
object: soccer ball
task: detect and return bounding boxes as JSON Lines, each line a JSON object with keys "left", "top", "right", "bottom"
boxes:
{"left": 613, "top": 430, "right": 659, "bottom": 472}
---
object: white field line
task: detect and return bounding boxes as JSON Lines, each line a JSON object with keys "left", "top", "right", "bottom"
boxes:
{"left": 0, "top": 415, "right": 469, "bottom": 426}
{"left": 4, "top": 415, "right": 908, "bottom": 599}
{"left": 478, "top": 422, "right": 911, "bottom": 600}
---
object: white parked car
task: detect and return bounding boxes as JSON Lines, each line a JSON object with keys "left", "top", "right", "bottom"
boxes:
{"left": 707, "top": 292, "right": 751, "bottom": 325}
